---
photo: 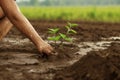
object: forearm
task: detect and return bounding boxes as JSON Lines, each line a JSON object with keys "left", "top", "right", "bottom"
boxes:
{"left": 0, "top": 7, "right": 4, "bottom": 17}
{"left": 0, "top": 7, "right": 5, "bottom": 20}
{"left": 0, "top": 0, "right": 54, "bottom": 55}
{"left": 8, "top": 13, "right": 44, "bottom": 46}
{"left": 0, "top": 17, "right": 13, "bottom": 40}
{"left": 0, "top": 0, "right": 45, "bottom": 46}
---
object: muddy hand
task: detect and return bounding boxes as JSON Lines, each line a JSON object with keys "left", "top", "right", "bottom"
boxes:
{"left": 37, "top": 41, "right": 57, "bottom": 56}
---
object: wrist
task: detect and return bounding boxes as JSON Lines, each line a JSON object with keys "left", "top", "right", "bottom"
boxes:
{"left": 35, "top": 37, "right": 45, "bottom": 46}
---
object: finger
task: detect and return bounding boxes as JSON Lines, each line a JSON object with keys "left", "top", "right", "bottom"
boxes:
{"left": 42, "top": 45, "right": 58, "bottom": 56}
{"left": 42, "top": 48, "right": 52, "bottom": 56}
{"left": 44, "top": 48, "right": 56, "bottom": 56}
{"left": 52, "top": 51, "right": 58, "bottom": 56}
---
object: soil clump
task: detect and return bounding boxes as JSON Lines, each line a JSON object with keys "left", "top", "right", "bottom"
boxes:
{"left": 54, "top": 42, "right": 120, "bottom": 80}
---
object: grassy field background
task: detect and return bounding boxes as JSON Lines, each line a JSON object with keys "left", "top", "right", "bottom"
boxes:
{"left": 20, "top": 6, "right": 120, "bottom": 22}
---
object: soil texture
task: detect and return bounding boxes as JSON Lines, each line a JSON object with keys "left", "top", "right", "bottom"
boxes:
{"left": 0, "top": 20, "right": 120, "bottom": 80}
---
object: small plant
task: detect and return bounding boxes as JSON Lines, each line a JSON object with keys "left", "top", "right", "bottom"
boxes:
{"left": 48, "top": 28, "right": 60, "bottom": 44}
{"left": 47, "top": 22, "right": 78, "bottom": 47}
{"left": 65, "top": 22, "right": 78, "bottom": 35}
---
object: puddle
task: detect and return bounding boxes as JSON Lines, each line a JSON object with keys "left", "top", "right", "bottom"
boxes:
{"left": 0, "top": 52, "right": 39, "bottom": 65}
{"left": 102, "top": 36, "right": 120, "bottom": 41}
{"left": 76, "top": 41, "right": 112, "bottom": 55}
{"left": 68, "top": 36, "right": 120, "bottom": 65}
{"left": 76, "top": 36, "right": 120, "bottom": 55}
{"left": 1, "top": 38, "right": 31, "bottom": 46}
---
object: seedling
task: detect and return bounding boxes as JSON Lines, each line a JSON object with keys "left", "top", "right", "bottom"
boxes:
{"left": 47, "top": 22, "right": 78, "bottom": 47}
{"left": 48, "top": 28, "right": 59, "bottom": 35}
{"left": 48, "top": 28, "right": 60, "bottom": 44}
{"left": 59, "top": 33, "right": 72, "bottom": 45}
{"left": 65, "top": 22, "right": 78, "bottom": 35}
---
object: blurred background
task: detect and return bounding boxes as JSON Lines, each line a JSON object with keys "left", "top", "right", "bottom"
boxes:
{"left": 17, "top": 0, "right": 120, "bottom": 6}
{"left": 17, "top": 0, "right": 120, "bottom": 22}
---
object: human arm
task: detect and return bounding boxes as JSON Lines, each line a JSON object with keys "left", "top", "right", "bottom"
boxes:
{"left": 0, "top": 0, "right": 54, "bottom": 55}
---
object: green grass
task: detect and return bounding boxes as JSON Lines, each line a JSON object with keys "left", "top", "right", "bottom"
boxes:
{"left": 20, "top": 6, "right": 120, "bottom": 22}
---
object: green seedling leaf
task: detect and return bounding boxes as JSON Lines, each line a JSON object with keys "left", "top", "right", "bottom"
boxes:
{"left": 65, "top": 26, "right": 71, "bottom": 34}
{"left": 65, "top": 37, "right": 72, "bottom": 42}
{"left": 55, "top": 36, "right": 61, "bottom": 41}
{"left": 48, "top": 37, "right": 55, "bottom": 41}
{"left": 48, "top": 28, "right": 60, "bottom": 34}
{"left": 48, "top": 31, "right": 54, "bottom": 34}
{"left": 48, "top": 28, "right": 55, "bottom": 32}
{"left": 48, "top": 36, "right": 61, "bottom": 41}
{"left": 68, "top": 22, "right": 72, "bottom": 28}
{"left": 70, "top": 24, "right": 78, "bottom": 27}
{"left": 67, "top": 22, "right": 78, "bottom": 27}
{"left": 65, "top": 26, "right": 70, "bottom": 30}
{"left": 69, "top": 29, "right": 77, "bottom": 34}
{"left": 59, "top": 33, "right": 67, "bottom": 39}
{"left": 59, "top": 33, "right": 72, "bottom": 42}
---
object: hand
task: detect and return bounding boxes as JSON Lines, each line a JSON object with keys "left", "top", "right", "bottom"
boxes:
{"left": 37, "top": 41, "right": 55, "bottom": 56}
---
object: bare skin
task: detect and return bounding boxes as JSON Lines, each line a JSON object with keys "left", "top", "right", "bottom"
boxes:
{"left": 0, "top": 0, "right": 54, "bottom": 55}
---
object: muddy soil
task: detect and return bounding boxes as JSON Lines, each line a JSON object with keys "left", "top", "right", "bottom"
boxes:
{"left": 7, "top": 20, "right": 120, "bottom": 41}
{"left": 0, "top": 20, "right": 120, "bottom": 80}
{"left": 54, "top": 42, "right": 120, "bottom": 80}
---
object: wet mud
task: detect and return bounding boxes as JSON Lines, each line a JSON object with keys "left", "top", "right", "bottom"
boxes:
{"left": 0, "top": 20, "right": 120, "bottom": 80}
{"left": 54, "top": 42, "right": 120, "bottom": 80}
